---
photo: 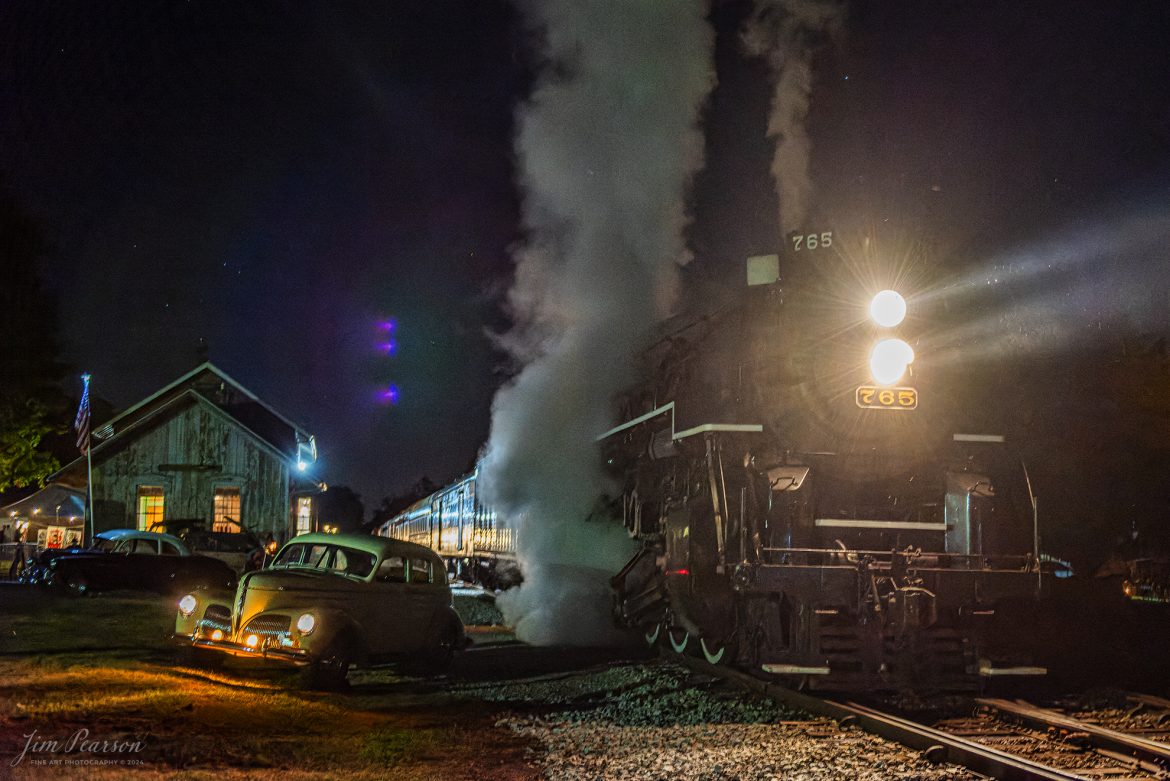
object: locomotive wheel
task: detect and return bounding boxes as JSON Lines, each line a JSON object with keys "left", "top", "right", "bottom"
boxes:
{"left": 700, "top": 636, "right": 735, "bottom": 666}
{"left": 667, "top": 628, "right": 690, "bottom": 654}
{"left": 643, "top": 622, "right": 662, "bottom": 647}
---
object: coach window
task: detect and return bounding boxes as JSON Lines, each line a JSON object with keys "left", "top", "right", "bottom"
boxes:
{"left": 161, "top": 541, "right": 182, "bottom": 556}
{"left": 377, "top": 556, "right": 406, "bottom": 583}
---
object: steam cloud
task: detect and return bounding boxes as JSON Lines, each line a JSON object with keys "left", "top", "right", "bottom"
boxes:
{"left": 479, "top": 2, "right": 715, "bottom": 645}
{"left": 743, "top": 0, "right": 845, "bottom": 234}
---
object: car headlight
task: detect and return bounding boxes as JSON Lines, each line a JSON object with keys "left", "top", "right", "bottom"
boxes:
{"left": 296, "top": 613, "right": 316, "bottom": 635}
{"left": 178, "top": 594, "right": 198, "bottom": 617}
{"left": 869, "top": 338, "right": 915, "bottom": 385}
{"left": 869, "top": 289, "right": 907, "bottom": 327}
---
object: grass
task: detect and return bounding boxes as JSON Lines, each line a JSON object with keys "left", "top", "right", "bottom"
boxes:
{"left": 0, "top": 587, "right": 536, "bottom": 780}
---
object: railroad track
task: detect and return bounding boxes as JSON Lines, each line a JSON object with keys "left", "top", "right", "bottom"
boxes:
{"left": 672, "top": 653, "right": 1170, "bottom": 780}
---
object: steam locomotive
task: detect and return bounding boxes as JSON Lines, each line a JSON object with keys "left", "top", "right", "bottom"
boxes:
{"left": 604, "top": 229, "right": 1052, "bottom": 690}
{"left": 378, "top": 227, "right": 1052, "bottom": 691}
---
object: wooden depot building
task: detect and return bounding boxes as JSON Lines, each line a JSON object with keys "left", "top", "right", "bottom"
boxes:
{"left": 50, "top": 363, "right": 321, "bottom": 542}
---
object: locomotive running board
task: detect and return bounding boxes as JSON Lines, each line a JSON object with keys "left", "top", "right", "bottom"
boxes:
{"left": 761, "top": 664, "right": 831, "bottom": 675}
{"left": 596, "top": 401, "right": 762, "bottom": 442}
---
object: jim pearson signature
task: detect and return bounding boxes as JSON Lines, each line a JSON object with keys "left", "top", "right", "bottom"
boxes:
{"left": 11, "top": 728, "right": 148, "bottom": 767}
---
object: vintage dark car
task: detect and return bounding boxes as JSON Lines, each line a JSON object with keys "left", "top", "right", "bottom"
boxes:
{"left": 173, "top": 532, "right": 465, "bottom": 689}
{"left": 150, "top": 519, "right": 265, "bottom": 574}
{"left": 44, "top": 529, "right": 236, "bottom": 596}
{"left": 20, "top": 529, "right": 166, "bottom": 586}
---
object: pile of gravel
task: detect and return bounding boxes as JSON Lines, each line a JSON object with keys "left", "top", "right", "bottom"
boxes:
{"left": 501, "top": 719, "right": 980, "bottom": 781}
{"left": 459, "top": 661, "right": 796, "bottom": 724}
{"left": 485, "top": 661, "right": 978, "bottom": 780}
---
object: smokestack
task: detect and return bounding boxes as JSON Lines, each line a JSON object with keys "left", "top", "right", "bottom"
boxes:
{"left": 480, "top": 1, "right": 715, "bottom": 645}
{"left": 743, "top": 0, "right": 845, "bottom": 235}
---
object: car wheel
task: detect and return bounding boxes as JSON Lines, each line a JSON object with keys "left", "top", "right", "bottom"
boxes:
{"left": 300, "top": 637, "right": 354, "bottom": 691}
{"left": 175, "top": 645, "right": 224, "bottom": 670}
{"left": 405, "top": 621, "right": 461, "bottom": 677}
{"left": 64, "top": 574, "right": 90, "bottom": 597}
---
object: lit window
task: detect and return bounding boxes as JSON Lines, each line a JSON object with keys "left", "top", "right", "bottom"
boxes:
{"left": 213, "top": 487, "right": 241, "bottom": 532}
{"left": 296, "top": 497, "right": 312, "bottom": 536}
{"left": 137, "top": 486, "right": 164, "bottom": 531}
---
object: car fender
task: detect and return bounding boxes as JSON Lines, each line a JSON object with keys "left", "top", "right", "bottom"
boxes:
{"left": 293, "top": 606, "right": 370, "bottom": 663}
{"left": 174, "top": 586, "right": 234, "bottom": 638}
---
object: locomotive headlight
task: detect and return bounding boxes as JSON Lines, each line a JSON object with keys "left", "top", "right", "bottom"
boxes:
{"left": 869, "top": 338, "right": 915, "bottom": 385}
{"left": 869, "top": 289, "right": 907, "bottom": 328}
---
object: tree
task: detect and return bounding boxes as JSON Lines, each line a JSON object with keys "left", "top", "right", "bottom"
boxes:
{"left": 366, "top": 476, "right": 439, "bottom": 532}
{"left": 0, "top": 186, "right": 68, "bottom": 498}
{"left": 0, "top": 399, "right": 63, "bottom": 493}
{"left": 317, "top": 485, "right": 366, "bottom": 533}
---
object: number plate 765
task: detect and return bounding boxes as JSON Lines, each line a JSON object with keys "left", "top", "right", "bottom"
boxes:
{"left": 856, "top": 386, "right": 918, "bottom": 410}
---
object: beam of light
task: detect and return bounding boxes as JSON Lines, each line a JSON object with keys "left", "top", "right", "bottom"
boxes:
{"left": 923, "top": 198, "right": 1170, "bottom": 365}
{"left": 377, "top": 340, "right": 397, "bottom": 355}
{"left": 377, "top": 319, "right": 397, "bottom": 333}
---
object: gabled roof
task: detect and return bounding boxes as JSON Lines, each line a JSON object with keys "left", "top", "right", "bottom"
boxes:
{"left": 96, "top": 362, "right": 311, "bottom": 448}
{"left": 50, "top": 363, "right": 316, "bottom": 482}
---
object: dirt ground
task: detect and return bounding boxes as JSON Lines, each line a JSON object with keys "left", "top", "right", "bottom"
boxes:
{"left": 0, "top": 586, "right": 605, "bottom": 780}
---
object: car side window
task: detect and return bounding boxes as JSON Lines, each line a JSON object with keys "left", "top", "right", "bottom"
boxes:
{"left": 376, "top": 556, "right": 406, "bottom": 583}
{"left": 306, "top": 544, "right": 330, "bottom": 567}
{"left": 160, "top": 541, "right": 182, "bottom": 556}
{"left": 408, "top": 558, "right": 432, "bottom": 584}
{"left": 273, "top": 544, "right": 305, "bottom": 566}
{"left": 133, "top": 538, "right": 159, "bottom": 555}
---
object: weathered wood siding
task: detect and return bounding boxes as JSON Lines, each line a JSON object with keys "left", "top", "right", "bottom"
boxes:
{"left": 92, "top": 400, "right": 291, "bottom": 537}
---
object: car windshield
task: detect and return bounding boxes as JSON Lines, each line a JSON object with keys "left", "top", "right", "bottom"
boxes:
{"left": 271, "top": 543, "right": 376, "bottom": 578}
{"left": 92, "top": 538, "right": 119, "bottom": 553}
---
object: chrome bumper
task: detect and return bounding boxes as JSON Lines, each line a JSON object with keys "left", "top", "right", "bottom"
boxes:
{"left": 176, "top": 634, "right": 311, "bottom": 665}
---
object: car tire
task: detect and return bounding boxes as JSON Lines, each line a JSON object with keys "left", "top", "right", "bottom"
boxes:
{"left": 175, "top": 645, "right": 224, "bottom": 670}
{"left": 64, "top": 574, "right": 90, "bottom": 597}
{"left": 407, "top": 620, "right": 461, "bottom": 677}
{"left": 300, "top": 637, "right": 354, "bottom": 691}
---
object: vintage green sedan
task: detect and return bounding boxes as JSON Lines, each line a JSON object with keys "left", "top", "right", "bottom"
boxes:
{"left": 173, "top": 532, "right": 465, "bottom": 688}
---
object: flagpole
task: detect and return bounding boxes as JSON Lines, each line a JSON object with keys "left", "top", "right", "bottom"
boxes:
{"left": 78, "top": 373, "right": 94, "bottom": 547}
{"left": 85, "top": 432, "right": 94, "bottom": 546}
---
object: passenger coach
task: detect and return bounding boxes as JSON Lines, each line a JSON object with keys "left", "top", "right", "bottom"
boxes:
{"left": 374, "top": 467, "right": 518, "bottom": 588}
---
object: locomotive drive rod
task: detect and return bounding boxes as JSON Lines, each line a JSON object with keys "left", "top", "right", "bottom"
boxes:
{"left": 675, "top": 656, "right": 1082, "bottom": 781}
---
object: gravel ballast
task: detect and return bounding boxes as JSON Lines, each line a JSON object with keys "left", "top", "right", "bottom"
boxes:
{"left": 473, "top": 661, "right": 979, "bottom": 780}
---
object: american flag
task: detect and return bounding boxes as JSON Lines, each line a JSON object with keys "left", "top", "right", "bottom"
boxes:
{"left": 74, "top": 374, "right": 91, "bottom": 455}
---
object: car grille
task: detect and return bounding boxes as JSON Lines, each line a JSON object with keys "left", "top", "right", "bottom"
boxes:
{"left": 243, "top": 614, "right": 291, "bottom": 637}
{"left": 198, "top": 605, "right": 232, "bottom": 634}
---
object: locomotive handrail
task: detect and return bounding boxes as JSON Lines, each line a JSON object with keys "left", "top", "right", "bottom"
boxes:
{"left": 758, "top": 546, "right": 1037, "bottom": 569}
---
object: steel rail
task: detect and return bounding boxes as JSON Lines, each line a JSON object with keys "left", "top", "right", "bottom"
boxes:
{"left": 979, "top": 698, "right": 1170, "bottom": 770}
{"left": 675, "top": 656, "right": 1083, "bottom": 781}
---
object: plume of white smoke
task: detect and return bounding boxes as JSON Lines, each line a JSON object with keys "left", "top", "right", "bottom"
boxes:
{"left": 743, "top": 0, "right": 845, "bottom": 234}
{"left": 480, "top": 1, "right": 715, "bottom": 645}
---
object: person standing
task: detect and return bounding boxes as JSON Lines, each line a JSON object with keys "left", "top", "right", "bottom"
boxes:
{"left": 8, "top": 528, "right": 26, "bottom": 579}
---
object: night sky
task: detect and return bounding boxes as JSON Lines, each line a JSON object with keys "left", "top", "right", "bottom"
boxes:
{"left": 3, "top": 1, "right": 1170, "bottom": 513}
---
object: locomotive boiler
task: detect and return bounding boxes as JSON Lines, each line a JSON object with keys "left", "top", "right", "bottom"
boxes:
{"left": 604, "top": 230, "right": 1051, "bottom": 691}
